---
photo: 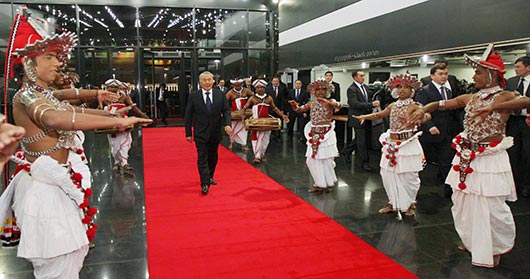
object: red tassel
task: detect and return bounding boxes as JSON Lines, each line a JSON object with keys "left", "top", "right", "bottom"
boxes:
{"left": 456, "top": 152, "right": 461, "bottom": 157}
{"left": 71, "top": 172, "right": 83, "bottom": 182}
{"left": 88, "top": 207, "right": 98, "bottom": 216}
{"left": 320, "top": 135, "right": 324, "bottom": 140}
{"left": 455, "top": 134, "right": 461, "bottom": 143}
{"left": 451, "top": 143, "right": 457, "bottom": 150}
{"left": 470, "top": 151, "right": 476, "bottom": 160}
{"left": 392, "top": 160, "right": 397, "bottom": 166}
{"left": 316, "top": 141, "right": 321, "bottom": 145}
{"left": 84, "top": 188, "right": 93, "bottom": 198}
{"left": 465, "top": 167, "right": 473, "bottom": 174}
{"left": 81, "top": 156, "right": 86, "bottom": 161}
{"left": 79, "top": 199, "right": 89, "bottom": 209}
{"left": 382, "top": 141, "right": 387, "bottom": 145}
{"left": 391, "top": 155, "right": 396, "bottom": 160}
{"left": 453, "top": 165, "right": 460, "bottom": 171}
{"left": 385, "top": 154, "right": 390, "bottom": 159}
{"left": 311, "top": 154, "right": 315, "bottom": 159}
{"left": 489, "top": 140, "right": 500, "bottom": 148}
{"left": 308, "top": 139, "right": 313, "bottom": 144}
{"left": 76, "top": 148, "right": 84, "bottom": 155}
{"left": 458, "top": 182, "right": 467, "bottom": 190}
{"left": 396, "top": 141, "right": 401, "bottom": 145}
{"left": 308, "top": 132, "right": 313, "bottom": 137}
{"left": 82, "top": 216, "right": 92, "bottom": 224}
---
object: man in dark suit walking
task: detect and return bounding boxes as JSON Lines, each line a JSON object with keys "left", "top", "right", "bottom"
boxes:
{"left": 265, "top": 75, "right": 288, "bottom": 142}
{"left": 217, "top": 79, "right": 228, "bottom": 94}
{"left": 341, "top": 70, "right": 380, "bottom": 171}
{"left": 415, "top": 63, "right": 461, "bottom": 196}
{"left": 185, "top": 71, "right": 232, "bottom": 195}
{"left": 505, "top": 56, "right": 530, "bottom": 196}
{"left": 287, "top": 79, "right": 309, "bottom": 141}
{"left": 156, "top": 83, "right": 169, "bottom": 125}
{"left": 325, "top": 71, "right": 341, "bottom": 102}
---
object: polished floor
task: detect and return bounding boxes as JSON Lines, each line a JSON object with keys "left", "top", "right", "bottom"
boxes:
{"left": 1, "top": 127, "right": 530, "bottom": 279}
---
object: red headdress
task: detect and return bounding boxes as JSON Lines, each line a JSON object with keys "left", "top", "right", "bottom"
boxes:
{"left": 464, "top": 43, "right": 506, "bottom": 88}
{"left": 386, "top": 72, "right": 422, "bottom": 90}
{"left": 3, "top": 6, "right": 78, "bottom": 114}
{"left": 307, "top": 79, "right": 333, "bottom": 97}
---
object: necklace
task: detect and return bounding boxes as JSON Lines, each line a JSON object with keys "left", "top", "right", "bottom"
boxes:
{"left": 394, "top": 98, "right": 413, "bottom": 108}
{"left": 477, "top": 86, "right": 502, "bottom": 99}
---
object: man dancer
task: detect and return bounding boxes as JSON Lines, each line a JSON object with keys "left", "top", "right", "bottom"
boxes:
{"left": 225, "top": 78, "right": 253, "bottom": 151}
{"left": 185, "top": 71, "right": 232, "bottom": 195}
{"left": 409, "top": 44, "right": 528, "bottom": 267}
{"left": 242, "top": 79, "right": 289, "bottom": 164}
{"left": 3, "top": 10, "right": 151, "bottom": 278}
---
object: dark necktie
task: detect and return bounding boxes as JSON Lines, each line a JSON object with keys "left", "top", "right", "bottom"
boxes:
{"left": 360, "top": 85, "right": 367, "bottom": 101}
{"left": 517, "top": 77, "right": 526, "bottom": 96}
{"left": 274, "top": 86, "right": 278, "bottom": 97}
{"left": 205, "top": 91, "right": 212, "bottom": 112}
{"left": 295, "top": 89, "right": 300, "bottom": 101}
{"left": 440, "top": 86, "right": 447, "bottom": 100}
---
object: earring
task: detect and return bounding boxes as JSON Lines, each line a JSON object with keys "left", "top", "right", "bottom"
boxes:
{"left": 23, "top": 59, "right": 37, "bottom": 83}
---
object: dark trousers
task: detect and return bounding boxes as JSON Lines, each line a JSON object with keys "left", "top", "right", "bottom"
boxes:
{"left": 195, "top": 140, "right": 219, "bottom": 185}
{"left": 420, "top": 138, "right": 455, "bottom": 184}
{"left": 287, "top": 112, "right": 306, "bottom": 137}
{"left": 157, "top": 100, "right": 168, "bottom": 122}
{"left": 343, "top": 125, "right": 371, "bottom": 164}
{"left": 506, "top": 116, "right": 530, "bottom": 190}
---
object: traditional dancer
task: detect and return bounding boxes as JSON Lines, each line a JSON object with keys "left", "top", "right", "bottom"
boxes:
{"left": 288, "top": 80, "right": 341, "bottom": 192}
{"left": 100, "top": 78, "right": 150, "bottom": 174}
{"left": 1, "top": 10, "right": 151, "bottom": 278}
{"left": 225, "top": 78, "right": 253, "bottom": 151}
{"left": 242, "top": 79, "right": 288, "bottom": 164}
{"left": 409, "top": 44, "right": 530, "bottom": 267}
{"left": 353, "top": 74, "right": 427, "bottom": 218}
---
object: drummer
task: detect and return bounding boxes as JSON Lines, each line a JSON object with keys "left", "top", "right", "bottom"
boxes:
{"left": 99, "top": 79, "right": 150, "bottom": 173}
{"left": 225, "top": 78, "right": 254, "bottom": 151}
{"left": 242, "top": 79, "right": 289, "bottom": 164}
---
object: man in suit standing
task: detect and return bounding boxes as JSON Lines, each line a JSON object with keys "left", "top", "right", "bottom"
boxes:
{"left": 415, "top": 63, "right": 461, "bottom": 197}
{"left": 341, "top": 70, "right": 380, "bottom": 171}
{"left": 325, "top": 71, "right": 341, "bottom": 102}
{"left": 156, "top": 83, "right": 169, "bottom": 125}
{"left": 265, "top": 75, "right": 288, "bottom": 142}
{"left": 217, "top": 79, "right": 228, "bottom": 94}
{"left": 505, "top": 56, "right": 530, "bottom": 197}
{"left": 185, "top": 71, "right": 232, "bottom": 195}
{"left": 287, "top": 79, "right": 309, "bottom": 141}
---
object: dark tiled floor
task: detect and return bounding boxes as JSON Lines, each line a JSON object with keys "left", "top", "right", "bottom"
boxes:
{"left": 1, "top": 128, "right": 529, "bottom": 279}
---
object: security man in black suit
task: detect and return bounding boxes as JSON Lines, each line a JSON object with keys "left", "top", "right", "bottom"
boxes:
{"left": 185, "top": 71, "right": 232, "bottom": 195}
{"left": 325, "top": 71, "right": 341, "bottom": 102}
{"left": 287, "top": 79, "right": 309, "bottom": 141}
{"left": 341, "top": 70, "right": 380, "bottom": 171}
{"left": 415, "top": 63, "right": 461, "bottom": 196}
{"left": 156, "top": 83, "right": 169, "bottom": 125}
{"left": 265, "top": 75, "right": 288, "bottom": 141}
{"left": 505, "top": 56, "right": 530, "bottom": 197}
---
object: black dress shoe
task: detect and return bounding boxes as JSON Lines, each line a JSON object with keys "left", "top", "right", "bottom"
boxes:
{"left": 201, "top": 184, "right": 209, "bottom": 195}
{"left": 209, "top": 178, "right": 217, "bottom": 185}
{"left": 362, "top": 163, "right": 372, "bottom": 172}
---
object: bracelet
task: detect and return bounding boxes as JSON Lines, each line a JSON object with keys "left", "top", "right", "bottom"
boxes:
{"left": 81, "top": 107, "right": 85, "bottom": 114}
{"left": 75, "top": 88, "right": 80, "bottom": 97}
{"left": 110, "top": 106, "right": 118, "bottom": 116}
{"left": 71, "top": 106, "right": 76, "bottom": 130}
{"left": 438, "top": 100, "right": 446, "bottom": 108}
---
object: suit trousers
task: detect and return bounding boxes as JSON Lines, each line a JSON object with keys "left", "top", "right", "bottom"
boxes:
{"left": 195, "top": 140, "right": 220, "bottom": 185}
{"left": 343, "top": 125, "right": 371, "bottom": 164}
{"left": 287, "top": 113, "right": 306, "bottom": 137}
{"left": 420, "top": 138, "right": 455, "bottom": 184}
{"left": 157, "top": 100, "right": 168, "bottom": 122}
{"left": 506, "top": 115, "right": 530, "bottom": 190}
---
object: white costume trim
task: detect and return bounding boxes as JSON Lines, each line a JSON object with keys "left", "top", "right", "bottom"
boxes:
{"left": 304, "top": 122, "right": 338, "bottom": 188}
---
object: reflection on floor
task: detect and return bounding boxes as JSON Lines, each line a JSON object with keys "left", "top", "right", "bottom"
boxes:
{"left": 1, "top": 128, "right": 529, "bottom": 279}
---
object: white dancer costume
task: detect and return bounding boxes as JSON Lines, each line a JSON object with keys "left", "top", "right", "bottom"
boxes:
{"left": 379, "top": 98, "right": 424, "bottom": 212}
{"left": 446, "top": 88, "right": 516, "bottom": 267}
{"left": 230, "top": 97, "right": 249, "bottom": 146}
{"left": 304, "top": 100, "right": 338, "bottom": 189}
{"left": 251, "top": 103, "right": 271, "bottom": 160}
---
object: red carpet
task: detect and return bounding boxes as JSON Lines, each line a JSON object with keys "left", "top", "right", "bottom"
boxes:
{"left": 143, "top": 127, "right": 418, "bottom": 279}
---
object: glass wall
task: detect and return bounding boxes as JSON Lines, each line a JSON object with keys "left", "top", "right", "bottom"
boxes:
{"left": 78, "top": 5, "right": 137, "bottom": 47}
{"left": 139, "top": 7, "right": 194, "bottom": 47}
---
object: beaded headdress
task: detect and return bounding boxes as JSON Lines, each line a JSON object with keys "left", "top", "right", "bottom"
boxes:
{"left": 307, "top": 79, "right": 332, "bottom": 98}
{"left": 386, "top": 73, "right": 422, "bottom": 90}
{"left": 464, "top": 43, "right": 506, "bottom": 87}
{"left": 252, "top": 79, "right": 267, "bottom": 88}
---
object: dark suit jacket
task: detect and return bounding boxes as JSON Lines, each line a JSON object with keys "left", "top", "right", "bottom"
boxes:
{"left": 287, "top": 88, "right": 309, "bottom": 114}
{"left": 347, "top": 82, "right": 374, "bottom": 128}
{"left": 506, "top": 76, "right": 529, "bottom": 96}
{"left": 414, "top": 82, "right": 460, "bottom": 142}
{"left": 217, "top": 86, "right": 228, "bottom": 94}
{"left": 155, "top": 87, "right": 170, "bottom": 102}
{"left": 420, "top": 75, "right": 462, "bottom": 97}
{"left": 331, "top": 81, "right": 341, "bottom": 102}
{"left": 265, "top": 83, "right": 288, "bottom": 113}
{"left": 185, "top": 88, "right": 231, "bottom": 143}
